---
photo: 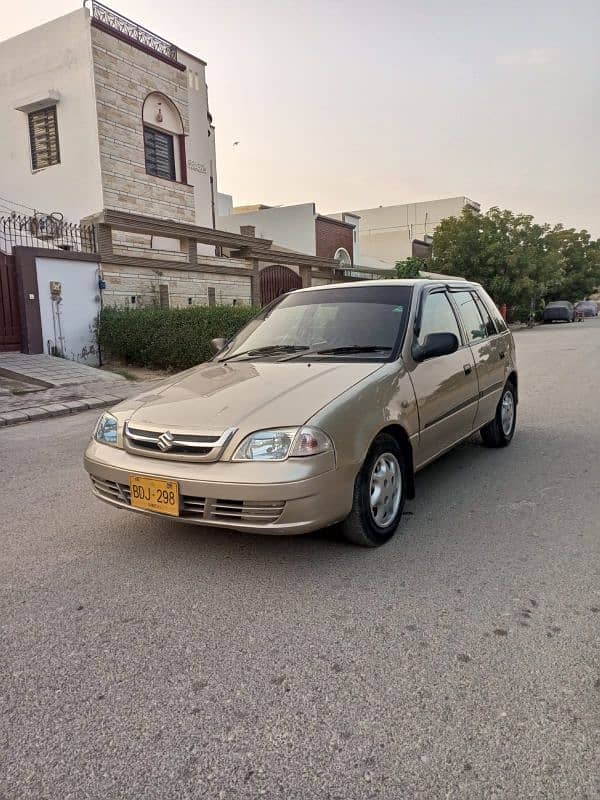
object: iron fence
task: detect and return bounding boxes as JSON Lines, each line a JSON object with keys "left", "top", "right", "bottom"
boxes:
{"left": 88, "top": 0, "right": 179, "bottom": 63}
{"left": 0, "top": 214, "right": 97, "bottom": 254}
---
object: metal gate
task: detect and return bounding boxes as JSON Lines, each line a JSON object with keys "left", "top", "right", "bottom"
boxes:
{"left": 259, "top": 265, "right": 302, "bottom": 306}
{"left": 0, "top": 252, "right": 21, "bottom": 351}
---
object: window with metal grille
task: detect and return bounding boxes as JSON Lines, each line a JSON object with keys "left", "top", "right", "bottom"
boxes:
{"left": 28, "top": 106, "right": 60, "bottom": 170}
{"left": 144, "top": 126, "right": 176, "bottom": 180}
{"left": 208, "top": 287, "right": 216, "bottom": 307}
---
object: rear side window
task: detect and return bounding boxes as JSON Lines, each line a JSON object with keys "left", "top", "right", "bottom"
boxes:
{"left": 473, "top": 295, "right": 497, "bottom": 337}
{"left": 478, "top": 289, "right": 507, "bottom": 331}
{"left": 453, "top": 291, "right": 487, "bottom": 342}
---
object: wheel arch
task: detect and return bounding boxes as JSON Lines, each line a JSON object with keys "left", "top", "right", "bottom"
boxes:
{"left": 507, "top": 370, "right": 518, "bottom": 404}
{"left": 377, "top": 424, "right": 415, "bottom": 499}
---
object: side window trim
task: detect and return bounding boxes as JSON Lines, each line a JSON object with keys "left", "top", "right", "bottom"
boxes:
{"left": 445, "top": 291, "right": 470, "bottom": 346}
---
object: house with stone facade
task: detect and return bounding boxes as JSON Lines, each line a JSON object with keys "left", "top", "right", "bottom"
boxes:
{"left": 0, "top": 4, "right": 349, "bottom": 357}
{"left": 0, "top": 2, "right": 215, "bottom": 230}
{"left": 0, "top": 3, "right": 348, "bottom": 321}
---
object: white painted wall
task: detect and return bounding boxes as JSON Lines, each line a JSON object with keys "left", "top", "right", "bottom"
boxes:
{"left": 217, "top": 192, "right": 233, "bottom": 217}
{"left": 350, "top": 197, "right": 480, "bottom": 262}
{"left": 36, "top": 257, "right": 101, "bottom": 365}
{"left": 177, "top": 51, "right": 215, "bottom": 231}
{"left": 217, "top": 203, "right": 317, "bottom": 255}
{"left": 0, "top": 9, "right": 103, "bottom": 222}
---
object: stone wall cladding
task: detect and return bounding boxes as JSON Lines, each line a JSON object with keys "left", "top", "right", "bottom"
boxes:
{"left": 91, "top": 26, "right": 195, "bottom": 223}
{"left": 315, "top": 217, "right": 354, "bottom": 262}
{"left": 101, "top": 262, "right": 252, "bottom": 308}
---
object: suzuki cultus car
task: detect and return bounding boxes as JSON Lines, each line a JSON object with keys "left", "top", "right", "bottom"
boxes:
{"left": 85, "top": 280, "right": 518, "bottom": 547}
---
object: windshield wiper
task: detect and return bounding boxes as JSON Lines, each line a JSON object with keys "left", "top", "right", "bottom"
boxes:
{"left": 279, "top": 345, "right": 393, "bottom": 361}
{"left": 219, "top": 344, "right": 309, "bottom": 362}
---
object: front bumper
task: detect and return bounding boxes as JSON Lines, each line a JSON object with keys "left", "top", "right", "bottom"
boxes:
{"left": 84, "top": 441, "right": 356, "bottom": 535}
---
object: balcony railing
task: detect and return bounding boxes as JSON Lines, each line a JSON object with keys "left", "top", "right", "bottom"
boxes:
{"left": 0, "top": 214, "right": 96, "bottom": 255}
{"left": 88, "top": 0, "right": 179, "bottom": 64}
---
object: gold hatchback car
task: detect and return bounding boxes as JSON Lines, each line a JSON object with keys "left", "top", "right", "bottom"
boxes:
{"left": 85, "top": 280, "right": 517, "bottom": 546}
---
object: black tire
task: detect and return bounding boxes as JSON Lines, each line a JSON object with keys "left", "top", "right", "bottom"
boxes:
{"left": 480, "top": 381, "right": 517, "bottom": 448}
{"left": 339, "top": 433, "right": 406, "bottom": 547}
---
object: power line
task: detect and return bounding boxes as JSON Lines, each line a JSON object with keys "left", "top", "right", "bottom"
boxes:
{"left": 0, "top": 194, "right": 49, "bottom": 215}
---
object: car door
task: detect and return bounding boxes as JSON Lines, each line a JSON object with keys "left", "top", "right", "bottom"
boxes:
{"left": 408, "top": 289, "right": 479, "bottom": 468}
{"left": 450, "top": 289, "right": 507, "bottom": 429}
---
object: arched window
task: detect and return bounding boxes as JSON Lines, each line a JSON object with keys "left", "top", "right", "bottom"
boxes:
{"left": 334, "top": 247, "right": 351, "bottom": 267}
{"left": 142, "top": 93, "right": 186, "bottom": 182}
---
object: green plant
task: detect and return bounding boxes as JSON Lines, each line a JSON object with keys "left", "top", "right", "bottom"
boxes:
{"left": 98, "top": 305, "right": 258, "bottom": 371}
{"left": 431, "top": 207, "right": 600, "bottom": 321}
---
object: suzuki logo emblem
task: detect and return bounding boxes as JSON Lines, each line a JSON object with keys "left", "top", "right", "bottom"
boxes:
{"left": 157, "top": 431, "right": 175, "bottom": 452}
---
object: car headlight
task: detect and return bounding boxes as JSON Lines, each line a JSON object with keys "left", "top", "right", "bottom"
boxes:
{"left": 232, "top": 426, "right": 333, "bottom": 461}
{"left": 93, "top": 412, "right": 119, "bottom": 446}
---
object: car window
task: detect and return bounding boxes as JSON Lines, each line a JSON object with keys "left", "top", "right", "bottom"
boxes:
{"left": 473, "top": 295, "right": 497, "bottom": 336}
{"left": 477, "top": 288, "right": 508, "bottom": 331}
{"left": 418, "top": 291, "right": 462, "bottom": 346}
{"left": 453, "top": 291, "right": 487, "bottom": 342}
{"left": 220, "top": 285, "right": 413, "bottom": 361}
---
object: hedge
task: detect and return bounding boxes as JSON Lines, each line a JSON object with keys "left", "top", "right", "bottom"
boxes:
{"left": 98, "top": 305, "right": 258, "bottom": 371}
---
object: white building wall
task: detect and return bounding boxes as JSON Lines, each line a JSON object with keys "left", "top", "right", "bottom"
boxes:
{"left": 217, "top": 203, "right": 317, "bottom": 255}
{"left": 217, "top": 192, "right": 233, "bottom": 217}
{"left": 351, "top": 197, "right": 480, "bottom": 262}
{"left": 0, "top": 9, "right": 103, "bottom": 222}
{"left": 35, "top": 256, "right": 101, "bottom": 365}
{"left": 177, "top": 51, "right": 216, "bottom": 231}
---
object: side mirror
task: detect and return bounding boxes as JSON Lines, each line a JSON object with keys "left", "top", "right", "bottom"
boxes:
{"left": 413, "top": 332, "right": 459, "bottom": 363}
{"left": 210, "top": 337, "right": 227, "bottom": 355}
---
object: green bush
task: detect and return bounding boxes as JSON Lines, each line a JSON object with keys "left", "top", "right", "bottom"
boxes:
{"left": 98, "top": 305, "right": 258, "bottom": 371}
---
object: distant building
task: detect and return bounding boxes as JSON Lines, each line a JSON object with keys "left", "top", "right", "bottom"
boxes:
{"left": 0, "top": 3, "right": 217, "bottom": 232}
{"left": 217, "top": 201, "right": 358, "bottom": 278}
{"left": 348, "top": 197, "right": 480, "bottom": 264}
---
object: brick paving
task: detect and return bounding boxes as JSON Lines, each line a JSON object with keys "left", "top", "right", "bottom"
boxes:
{"left": 0, "top": 353, "right": 160, "bottom": 428}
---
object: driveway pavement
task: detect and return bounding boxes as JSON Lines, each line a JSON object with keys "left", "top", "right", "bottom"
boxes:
{"left": 1, "top": 320, "right": 599, "bottom": 799}
{"left": 0, "top": 353, "right": 155, "bottom": 426}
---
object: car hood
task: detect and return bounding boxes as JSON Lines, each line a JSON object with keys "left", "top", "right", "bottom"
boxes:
{"left": 114, "top": 360, "right": 383, "bottom": 432}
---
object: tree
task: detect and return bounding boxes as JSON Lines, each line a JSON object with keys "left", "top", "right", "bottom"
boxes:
{"left": 394, "top": 257, "right": 428, "bottom": 279}
{"left": 431, "top": 207, "right": 600, "bottom": 320}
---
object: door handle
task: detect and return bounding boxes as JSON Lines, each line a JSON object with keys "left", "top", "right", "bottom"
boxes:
{"left": 463, "top": 364, "right": 472, "bottom": 375}
{"left": 499, "top": 351, "right": 505, "bottom": 359}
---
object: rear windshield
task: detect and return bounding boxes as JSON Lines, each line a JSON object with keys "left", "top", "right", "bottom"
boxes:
{"left": 219, "top": 285, "right": 414, "bottom": 362}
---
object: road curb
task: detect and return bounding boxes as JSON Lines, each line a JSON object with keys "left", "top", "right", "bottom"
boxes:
{"left": 0, "top": 395, "right": 124, "bottom": 428}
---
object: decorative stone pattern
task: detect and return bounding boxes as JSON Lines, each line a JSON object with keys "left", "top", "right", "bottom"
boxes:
{"left": 101, "top": 262, "right": 252, "bottom": 308}
{"left": 91, "top": 26, "right": 195, "bottom": 223}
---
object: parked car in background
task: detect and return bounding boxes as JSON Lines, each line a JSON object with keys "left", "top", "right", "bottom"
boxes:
{"left": 574, "top": 300, "right": 599, "bottom": 318}
{"left": 85, "top": 280, "right": 518, "bottom": 547}
{"left": 542, "top": 301, "right": 575, "bottom": 323}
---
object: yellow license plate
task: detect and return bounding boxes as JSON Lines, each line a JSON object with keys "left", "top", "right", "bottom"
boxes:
{"left": 129, "top": 476, "right": 180, "bottom": 516}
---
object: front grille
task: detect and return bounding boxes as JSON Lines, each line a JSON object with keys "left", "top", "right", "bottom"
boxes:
{"left": 90, "top": 477, "right": 285, "bottom": 525}
{"left": 124, "top": 424, "right": 237, "bottom": 462}
{"left": 91, "top": 476, "right": 131, "bottom": 503}
{"left": 212, "top": 499, "right": 286, "bottom": 523}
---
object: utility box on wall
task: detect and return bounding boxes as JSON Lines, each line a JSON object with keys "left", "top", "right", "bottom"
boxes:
{"left": 35, "top": 257, "right": 101, "bottom": 365}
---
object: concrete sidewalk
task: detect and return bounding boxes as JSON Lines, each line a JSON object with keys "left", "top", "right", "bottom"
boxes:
{"left": 0, "top": 353, "right": 158, "bottom": 427}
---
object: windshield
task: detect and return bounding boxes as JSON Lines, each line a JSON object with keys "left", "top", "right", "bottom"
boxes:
{"left": 218, "top": 285, "right": 413, "bottom": 362}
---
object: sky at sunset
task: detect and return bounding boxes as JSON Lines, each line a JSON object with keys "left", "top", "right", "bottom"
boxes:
{"left": 2, "top": 0, "right": 599, "bottom": 234}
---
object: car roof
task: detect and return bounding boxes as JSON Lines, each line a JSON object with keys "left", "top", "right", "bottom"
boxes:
{"left": 292, "top": 278, "right": 482, "bottom": 294}
{"left": 546, "top": 300, "right": 571, "bottom": 306}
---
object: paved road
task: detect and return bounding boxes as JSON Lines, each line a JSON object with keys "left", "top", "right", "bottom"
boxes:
{"left": 2, "top": 321, "right": 599, "bottom": 800}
